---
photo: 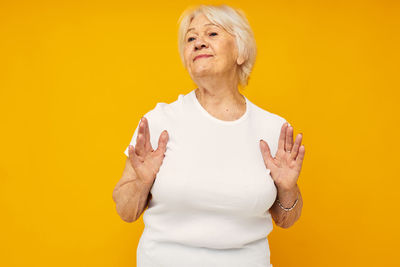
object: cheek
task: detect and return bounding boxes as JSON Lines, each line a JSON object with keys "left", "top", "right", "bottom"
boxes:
{"left": 183, "top": 52, "right": 190, "bottom": 66}
{"left": 217, "top": 40, "right": 237, "bottom": 61}
{"left": 226, "top": 41, "right": 238, "bottom": 59}
{"left": 184, "top": 47, "right": 192, "bottom": 61}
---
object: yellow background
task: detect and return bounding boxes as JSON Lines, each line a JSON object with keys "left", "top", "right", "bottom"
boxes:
{"left": 1, "top": 0, "right": 399, "bottom": 266}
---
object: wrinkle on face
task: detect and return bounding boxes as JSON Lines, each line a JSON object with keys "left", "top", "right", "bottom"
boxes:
{"left": 183, "top": 13, "right": 239, "bottom": 80}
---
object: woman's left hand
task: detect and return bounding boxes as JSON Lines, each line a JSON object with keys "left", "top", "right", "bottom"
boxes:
{"left": 259, "top": 122, "right": 305, "bottom": 191}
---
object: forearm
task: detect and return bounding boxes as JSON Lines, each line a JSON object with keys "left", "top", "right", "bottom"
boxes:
{"left": 113, "top": 177, "right": 153, "bottom": 222}
{"left": 270, "top": 184, "right": 303, "bottom": 228}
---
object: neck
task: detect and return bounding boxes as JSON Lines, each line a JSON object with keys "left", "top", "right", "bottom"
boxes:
{"left": 193, "top": 68, "right": 245, "bottom": 111}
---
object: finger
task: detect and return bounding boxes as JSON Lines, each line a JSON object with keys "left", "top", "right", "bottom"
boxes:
{"left": 260, "top": 140, "right": 274, "bottom": 168}
{"left": 278, "top": 122, "right": 288, "bottom": 152}
{"left": 142, "top": 117, "right": 153, "bottom": 151}
{"left": 155, "top": 130, "right": 169, "bottom": 156}
{"left": 285, "top": 124, "right": 294, "bottom": 152}
{"left": 135, "top": 117, "right": 146, "bottom": 157}
{"left": 295, "top": 145, "right": 305, "bottom": 170}
{"left": 290, "top": 133, "right": 303, "bottom": 160}
{"left": 128, "top": 145, "right": 143, "bottom": 169}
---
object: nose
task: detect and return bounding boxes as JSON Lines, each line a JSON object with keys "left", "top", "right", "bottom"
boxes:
{"left": 194, "top": 37, "right": 208, "bottom": 51}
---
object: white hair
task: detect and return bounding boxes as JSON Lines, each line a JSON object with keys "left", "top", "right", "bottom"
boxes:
{"left": 177, "top": 4, "right": 257, "bottom": 88}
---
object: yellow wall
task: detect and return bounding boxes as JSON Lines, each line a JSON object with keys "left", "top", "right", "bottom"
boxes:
{"left": 1, "top": 0, "right": 399, "bottom": 266}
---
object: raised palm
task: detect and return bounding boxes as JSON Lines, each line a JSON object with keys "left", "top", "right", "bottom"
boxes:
{"left": 259, "top": 122, "right": 305, "bottom": 191}
{"left": 128, "top": 117, "right": 169, "bottom": 185}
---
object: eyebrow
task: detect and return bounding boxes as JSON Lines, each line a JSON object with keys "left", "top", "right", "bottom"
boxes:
{"left": 186, "top": 23, "right": 219, "bottom": 35}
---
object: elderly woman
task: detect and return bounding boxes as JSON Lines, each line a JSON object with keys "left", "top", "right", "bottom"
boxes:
{"left": 112, "top": 4, "right": 305, "bottom": 267}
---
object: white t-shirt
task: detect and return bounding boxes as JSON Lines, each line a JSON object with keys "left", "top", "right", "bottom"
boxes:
{"left": 124, "top": 89, "right": 288, "bottom": 267}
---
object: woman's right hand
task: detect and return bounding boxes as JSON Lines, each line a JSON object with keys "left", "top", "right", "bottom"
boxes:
{"left": 128, "top": 116, "right": 169, "bottom": 186}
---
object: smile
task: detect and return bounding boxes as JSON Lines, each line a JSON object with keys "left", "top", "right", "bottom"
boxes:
{"left": 193, "top": 55, "right": 213, "bottom": 61}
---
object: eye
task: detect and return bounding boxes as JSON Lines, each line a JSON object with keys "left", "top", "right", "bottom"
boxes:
{"left": 209, "top": 32, "right": 218, "bottom": 36}
{"left": 187, "top": 37, "right": 195, "bottom": 42}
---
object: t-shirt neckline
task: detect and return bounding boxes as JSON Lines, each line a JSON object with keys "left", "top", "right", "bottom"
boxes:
{"left": 190, "top": 89, "right": 249, "bottom": 125}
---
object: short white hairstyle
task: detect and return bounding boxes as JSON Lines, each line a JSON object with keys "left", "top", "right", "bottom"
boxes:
{"left": 177, "top": 4, "right": 257, "bottom": 88}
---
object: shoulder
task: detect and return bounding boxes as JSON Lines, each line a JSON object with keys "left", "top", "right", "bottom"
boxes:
{"left": 144, "top": 94, "right": 184, "bottom": 123}
{"left": 247, "top": 99, "right": 288, "bottom": 157}
{"left": 248, "top": 99, "right": 288, "bottom": 129}
{"left": 124, "top": 92, "right": 184, "bottom": 155}
{"left": 145, "top": 93, "right": 185, "bottom": 119}
{"left": 141, "top": 93, "right": 185, "bottom": 147}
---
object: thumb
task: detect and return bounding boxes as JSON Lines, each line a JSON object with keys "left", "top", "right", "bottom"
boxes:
{"left": 259, "top": 139, "right": 273, "bottom": 166}
{"left": 155, "top": 130, "right": 169, "bottom": 155}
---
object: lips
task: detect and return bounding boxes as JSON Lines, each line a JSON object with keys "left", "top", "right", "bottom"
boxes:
{"left": 193, "top": 54, "right": 213, "bottom": 61}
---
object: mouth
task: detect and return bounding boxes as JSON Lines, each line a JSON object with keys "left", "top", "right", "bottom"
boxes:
{"left": 193, "top": 55, "right": 213, "bottom": 61}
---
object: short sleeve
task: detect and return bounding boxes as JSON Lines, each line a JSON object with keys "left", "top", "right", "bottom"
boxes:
{"left": 279, "top": 115, "right": 290, "bottom": 126}
{"left": 123, "top": 103, "right": 166, "bottom": 157}
{"left": 279, "top": 117, "right": 291, "bottom": 130}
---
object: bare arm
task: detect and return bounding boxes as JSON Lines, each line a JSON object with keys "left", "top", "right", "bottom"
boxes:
{"left": 113, "top": 115, "right": 169, "bottom": 222}
{"left": 260, "top": 121, "right": 305, "bottom": 229}
{"left": 112, "top": 157, "right": 154, "bottom": 223}
{"left": 269, "top": 184, "right": 303, "bottom": 229}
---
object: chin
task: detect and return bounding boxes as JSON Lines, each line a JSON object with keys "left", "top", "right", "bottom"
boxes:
{"left": 193, "top": 71, "right": 215, "bottom": 79}
{"left": 192, "top": 65, "right": 216, "bottom": 74}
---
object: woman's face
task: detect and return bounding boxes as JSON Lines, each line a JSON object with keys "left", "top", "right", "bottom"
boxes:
{"left": 183, "top": 13, "right": 244, "bottom": 80}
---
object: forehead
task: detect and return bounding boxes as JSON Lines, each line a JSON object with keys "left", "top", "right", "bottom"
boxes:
{"left": 186, "top": 13, "right": 220, "bottom": 33}
{"left": 189, "top": 13, "right": 211, "bottom": 25}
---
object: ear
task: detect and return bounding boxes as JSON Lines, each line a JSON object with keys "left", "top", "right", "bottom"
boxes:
{"left": 236, "top": 53, "right": 245, "bottom": 65}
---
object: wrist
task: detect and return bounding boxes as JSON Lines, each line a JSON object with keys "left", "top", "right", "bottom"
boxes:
{"left": 276, "top": 184, "right": 299, "bottom": 210}
{"left": 134, "top": 177, "right": 154, "bottom": 191}
{"left": 276, "top": 195, "right": 298, "bottom": 211}
{"left": 277, "top": 183, "right": 298, "bottom": 195}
